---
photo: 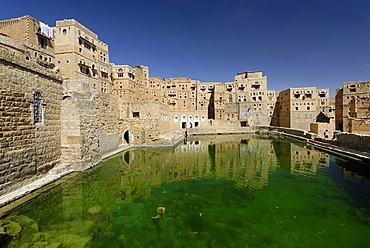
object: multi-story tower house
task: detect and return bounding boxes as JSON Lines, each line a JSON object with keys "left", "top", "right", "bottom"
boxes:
{"left": 171, "top": 77, "right": 195, "bottom": 111}
{"left": 146, "top": 76, "right": 208, "bottom": 129}
{"left": 134, "top": 65, "right": 149, "bottom": 102}
{"left": 336, "top": 81, "right": 370, "bottom": 132}
{"left": 234, "top": 71, "right": 276, "bottom": 126}
{"left": 198, "top": 82, "right": 217, "bottom": 120}
{"left": 165, "top": 77, "right": 206, "bottom": 128}
{"left": 316, "top": 89, "right": 334, "bottom": 122}
{"left": 147, "top": 76, "right": 169, "bottom": 104}
{"left": 349, "top": 97, "right": 370, "bottom": 134}
{"left": 273, "top": 87, "right": 333, "bottom": 132}
{"left": 220, "top": 81, "right": 238, "bottom": 122}
{"left": 54, "top": 19, "right": 112, "bottom": 93}
{"left": 111, "top": 64, "right": 134, "bottom": 101}
{"left": 274, "top": 87, "right": 318, "bottom": 130}
{"left": 335, "top": 88, "right": 344, "bottom": 131}
{"left": 0, "top": 16, "right": 55, "bottom": 69}
{"left": 111, "top": 64, "right": 148, "bottom": 102}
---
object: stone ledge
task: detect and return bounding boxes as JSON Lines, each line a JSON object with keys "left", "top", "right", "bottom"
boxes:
{"left": 274, "top": 131, "right": 370, "bottom": 162}
{"left": 0, "top": 167, "right": 73, "bottom": 211}
{"left": 0, "top": 133, "right": 185, "bottom": 214}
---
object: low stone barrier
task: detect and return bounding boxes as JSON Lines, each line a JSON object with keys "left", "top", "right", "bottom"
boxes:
{"left": 336, "top": 132, "right": 370, "bottom": 153}
{"left": 256, "top": 126, "right": 370, "bottom": 161}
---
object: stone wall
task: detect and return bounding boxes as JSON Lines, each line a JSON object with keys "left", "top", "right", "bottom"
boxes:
{"left": 261, "top": 126, "right": 308, "bottom": 137}
{"left": 0, "top": 45, "right": 62, "bottom": 195}
{"left": 336, "top": 132, "right": 370, "bottom": 152}
{"left": 99, "top": 133, "right": 120, "bottom": 154}
{"left": 61, "top": 79, "right": 177, "bottom": 168}
{"left": 348, "top": 119, "right": 370, "bottom": 135}
{"left": 310, "top": 122, "right": 335, "bottom": 139}
{"left": 61, "top": 80, "right": 101, "bottom": 167}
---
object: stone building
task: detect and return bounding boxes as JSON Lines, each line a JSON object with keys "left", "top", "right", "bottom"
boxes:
{"left": 271, "top": 87, "right": 333, "bottom": 135}
{"left": 1, "top": 14, "right": 370, "bottom": 195}
{"left": 348, "top": 97, "right": 370, "bottom": 134}
{"left": 111, "top": 64, "right": 148, "bottom": 102}
{"left": 335, "top": 81, "right": 370, "bottom": 133}
{"left": 234, "top": 71, "right": 277, "bottom": 126}
{"left": 54, "top": 19, "right": 112, "bottom": 94}
{"left": 0, "top": 33, "right": 62, "bottom": 194}
{"left": 144, "top": 70, "right": 276, "bottom": 129}
{"left": 0, "top": 15, "right": 55, "bottom": 69}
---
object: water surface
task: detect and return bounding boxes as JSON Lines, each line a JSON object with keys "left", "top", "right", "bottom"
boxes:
{"left": 1, "top": 134, "right": 369, "bottom": 247}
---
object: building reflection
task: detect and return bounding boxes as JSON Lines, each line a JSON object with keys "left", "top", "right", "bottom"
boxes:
{"left": 115, "top": 134, "right": 278, "bottom": 205}
{"left": 114, "top": 134, "right": 335, "bottom": 204}
{"left": 289, "top": 143, "right": 329, "bottom": 177}
{"left": 3, "top": 134, "right": 364, "bottom": 247}
{"left": 272, "top": 137, "right": 329, "bottom": 177}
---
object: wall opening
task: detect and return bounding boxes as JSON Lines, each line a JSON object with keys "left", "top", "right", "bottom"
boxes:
{"left": 33, "top": 91, "right": 43, "bottom": 124}
{"left": 123, "top": 130, "right": 132, "bottom": 144}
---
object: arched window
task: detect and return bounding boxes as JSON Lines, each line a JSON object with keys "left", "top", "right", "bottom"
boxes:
{"left": 174, "top": 115, "right": 179, "bottom": 122}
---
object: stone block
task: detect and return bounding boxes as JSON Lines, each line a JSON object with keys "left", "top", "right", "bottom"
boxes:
{"left": 67, "top": 136, "right": 81, "bottom": 144}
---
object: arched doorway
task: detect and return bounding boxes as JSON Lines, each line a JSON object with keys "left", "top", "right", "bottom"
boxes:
{"left": 194, "top": 114, "right": 199, "bottom": 127}
{"left": 188, "top": 115, "right": 193, "bottom": 128}
{"left": 123, "top": 129, "right": 133, "bottom": 144}
{"left": 181, "top": 115, "right": 187, "bottom": 129}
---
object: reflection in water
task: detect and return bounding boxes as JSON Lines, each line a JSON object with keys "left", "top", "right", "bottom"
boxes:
{"left": 272, "top": 136, "right": 330, "bottom": 175}
{"left": 123, "top": 151, "right": 135, "bottom": 165}
{"left": 0, "top": 134, "right": 369, "bottom": 248}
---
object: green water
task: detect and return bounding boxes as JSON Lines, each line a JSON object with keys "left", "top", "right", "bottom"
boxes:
{"left": 1, "top": 134, "right": 370, "bottom": 247}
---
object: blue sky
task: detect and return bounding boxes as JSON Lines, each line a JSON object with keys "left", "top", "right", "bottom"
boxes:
{"left": 2, "top": 0, "right": 370, "bottom": 96}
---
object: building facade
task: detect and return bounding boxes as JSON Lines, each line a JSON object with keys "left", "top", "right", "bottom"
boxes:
{"left": 271, "top": 87, "right": 332, "bottom": 131}
{"left": 1, "top": 15, "right": 370, "bottom": 195}
{"left": 0, "top": 32, "right": 62, "bottom": 194}
{"left": 335, "top": 81, "right": 370, "bottom": 133}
